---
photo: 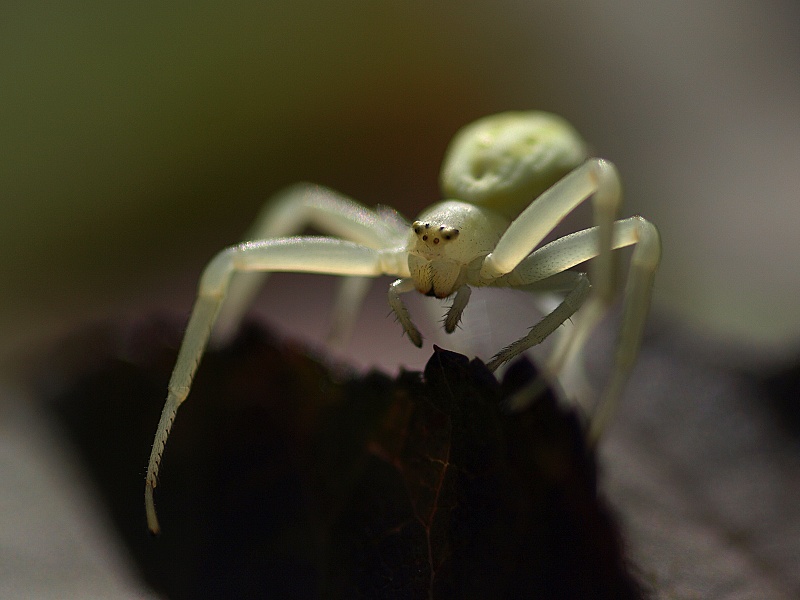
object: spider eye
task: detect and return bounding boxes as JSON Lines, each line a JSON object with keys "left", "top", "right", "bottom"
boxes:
{"left": 442, "top": 228, "right": 459, "bottom": 241}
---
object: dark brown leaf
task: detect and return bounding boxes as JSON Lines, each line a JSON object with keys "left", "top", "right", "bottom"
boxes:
{"left": 46, "top": 318, "right": 644, "bottom": 599}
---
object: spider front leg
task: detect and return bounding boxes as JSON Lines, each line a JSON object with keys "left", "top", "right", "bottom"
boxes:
{"left": 482, "top": 159, "right": 621, "bottom": 379}
{"left": 491, "top": 217, "right": 660, "bottom": 441}
{"left": 480, "top": 158, "right": 622, "bottom": 291}
{"left": 145, "top": 237, "right": 401, "bottom": 533}
{"left": 214, "top": 183, "right": 409, "bottom": 344}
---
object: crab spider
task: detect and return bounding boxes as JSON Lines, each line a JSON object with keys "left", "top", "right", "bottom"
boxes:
{"left": 144, "top": 111, "right": 661, "bottom": 533}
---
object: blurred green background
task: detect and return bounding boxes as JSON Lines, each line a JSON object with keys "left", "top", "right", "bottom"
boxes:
{"left": 3, "top": 0, "right": 800, "bottom": 362}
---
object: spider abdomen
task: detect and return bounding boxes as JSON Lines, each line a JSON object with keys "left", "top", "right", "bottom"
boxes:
{"left": 440, "top": 111, "right": 589, "bottom": 219}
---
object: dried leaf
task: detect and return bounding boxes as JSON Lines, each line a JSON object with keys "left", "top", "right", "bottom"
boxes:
{"left": 48, "top": 319, "right": 643, "bottom": 599}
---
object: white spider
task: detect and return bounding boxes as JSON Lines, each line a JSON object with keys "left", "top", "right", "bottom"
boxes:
{"left": 144, "top": 111, "right": 661, "bottom": 533}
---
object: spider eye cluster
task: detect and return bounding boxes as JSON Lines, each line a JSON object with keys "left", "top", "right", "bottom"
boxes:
{"left": 412, "top": 221, "right": 460, "bottom": 245}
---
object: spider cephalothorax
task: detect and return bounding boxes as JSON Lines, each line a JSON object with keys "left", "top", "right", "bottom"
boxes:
{"left": 410, "top": 219, "right": 463, "bottom": 297}
{"left": 144, "top": 111, "right": 661, "bottom": 533}
{"left": 407, "top": 200, "right": 508, "bottom": 297}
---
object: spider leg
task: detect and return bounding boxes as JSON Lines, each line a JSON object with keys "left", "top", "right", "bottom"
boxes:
{"left": 215, "top": 183, "right": 409, "bottom": 344}
{"left": 326, "top": 276, "right": 374, "bottom": 345}
{"left": 146, "top": 237, "right": 398, "bottom": 533}
{"left": 443, "top": 285, "right": 472, "bottom": 333}
{"left": 486, "top": 272, "right": 591, "bottom": 372}
{"left": 480, "top": 158, "right": 621, "bottom": 295}
{"left": 477, "top": 157, "right": 620, "bottom": 368}
{"left": 473, "top": 159, "right": 661, "bottom": 440}
{"left": 492, "top": 217, "right": 660, "bottom": 442}
{"left": 388, "top": 278, "right": 423, "bottom": 347}
{"left": 587, "top": 219, "right": 660, "bottom": 443}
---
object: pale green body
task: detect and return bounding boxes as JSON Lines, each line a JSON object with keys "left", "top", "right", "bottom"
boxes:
{"left": 441, "top": 111, "right": 588, "bottom": 218}
{"left": 144, "top": 111, "right": 661, "bottom": 533}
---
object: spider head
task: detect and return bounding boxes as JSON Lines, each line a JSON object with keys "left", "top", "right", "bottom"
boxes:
{"left": 408, "top": 222, "right": 463, "bottom": 297}
{"left": 407, "top": 200, "right": 508, "bottom": 298}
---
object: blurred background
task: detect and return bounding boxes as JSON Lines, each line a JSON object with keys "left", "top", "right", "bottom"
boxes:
{"left": 2, "top": 1, "right": 799, "bottom": 597}
{"left": 3, "top": 0, "right": 799, "bottom": 364}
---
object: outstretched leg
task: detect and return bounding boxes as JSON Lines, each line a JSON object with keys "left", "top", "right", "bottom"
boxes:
{"left": 214, "top": 183, "right": 409, "bottom": 344}
{"left": 146, "top": 237, "right": 395, "bottom": 533}
{"left": 479, "top": 158, "right": 621, "bottom": 290}
{"left": 477, "top": 158, "right": 621, "bottom": 378}
{"left": 587, "top": 218, "right": 660, "bottom": 443}
{"left": 490, "top": 216, "right": 660, "bottom": 441}
{"left": 474, "top": 159, "right": 659, "bottom": 440}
